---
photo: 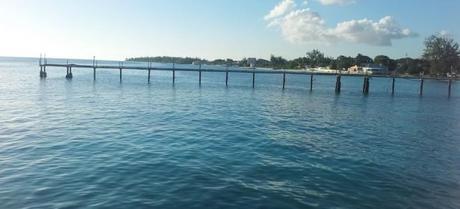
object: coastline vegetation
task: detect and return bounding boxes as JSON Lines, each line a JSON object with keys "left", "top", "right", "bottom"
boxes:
{"left": 127, "top": 34, "right": 459, "bottom": 76}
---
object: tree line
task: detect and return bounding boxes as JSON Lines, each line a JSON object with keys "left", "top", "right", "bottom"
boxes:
{"left": 127, "top": 34, "right": 459, "bottom": 76}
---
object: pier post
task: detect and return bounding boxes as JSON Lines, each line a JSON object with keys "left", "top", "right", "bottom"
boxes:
{"left": 363, "top": 76, "right": 369, "bottom": 94}
{"left": 419, "top": 72, "right": 424, "bottom": 96}
{"left": 66, "top": 66, "right": 73, "bottom": 79}
{"left": 148, "top": 69, "right": 151, "bottom": 84}
{"left": 282, "top": 72, "right": 286, "bottom": 89}
{"left": 225, "top": 71, "right": 229, "bottom": 87}
{"left": 39, "top": 66, "right": 47, "bottom": 78}
{"left": 92, "top": 56, "right": 96, "bottom": 81}
{"left": 172, "top": 63, "right": 176, "bottom": 85}
{"left": 448, "top": 78, "right": 452, "bottom": 98}
{"left": 335, "top": 74, "right": 341, "bottom": 93}
{"left": 199, "top": 64, "right": 202, "bottom": 86}
{"left": 43, "top": 66, "right": 47, "bottom": 78}
{"left": 252, "top": 71, "right": 255, "bottom": 88}
{"left": 310, "top": 74, "right": 313, "bottom": 91}
{"left": 391, "top": 77, "right": 395, "bottom": 95}
{"left": 119, "top": 68, "right": 122, "bottom": 82}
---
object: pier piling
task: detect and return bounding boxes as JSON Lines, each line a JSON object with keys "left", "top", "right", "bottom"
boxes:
{"left": 66, "top": 66, "right": 73, "bottom": 79}
{"left": 362, "top": 76, "right": 369, "bottom": 94}
{"left": 148, "top": 69, "right": 151, "bottom": 84}
{"left": 225, "top": 71, "right": 229, "bottom": 87}
{"left": 252, "top": 71, "right": 255, "bottom": 88}
{"left": 419, "top": 72, "right": 424, "bottom": 96}
{"left": 93, "top": 68, "right": 96, "bottom": 81}
{"left": 310, "top": 74, "right": 313, "bottom": 91}
{"left": 282, "top": 72, "right": 286, "bottom": 89}
{"left": 335, "top": 74, "right": 341, "bottom": 93}
{"left": 119, "top": 68, "right": 122, "bottom": 82}
{"left": 448, "top": 78, "right": 452, "bottom": 98}
{"left": 391, "top": 77, "right": 395, "bottom": 95}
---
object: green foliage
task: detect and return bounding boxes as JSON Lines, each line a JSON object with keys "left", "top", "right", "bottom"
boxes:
{"left": 127, "top": 34, "right": 459, "bottom": 75}
{"left": 355, "top": 54, "right": 373, "bottom": 66}
{"left": 336, "top": 56, "right": 354, "bottom": 70}
{"left": 270, "top": 55, "right": 288, "bottom": 69}
{"left": 374, "top": 55, "right": 397, "bottom": 71}
{"left": 423, "top": 34, "right": 460, "bottom": 74}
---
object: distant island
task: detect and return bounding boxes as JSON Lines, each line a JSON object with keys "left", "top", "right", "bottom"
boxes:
{"left": 127, "top": 34, "right": 459, "bottom": 77}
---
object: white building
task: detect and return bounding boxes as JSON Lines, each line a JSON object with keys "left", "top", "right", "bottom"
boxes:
{"left": 347, "top": 64, "right": 388, "bottom": 75}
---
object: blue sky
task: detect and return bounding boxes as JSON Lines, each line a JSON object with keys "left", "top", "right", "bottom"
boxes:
{"left": 0, "top": 0, "right": 458, "bottom": 60}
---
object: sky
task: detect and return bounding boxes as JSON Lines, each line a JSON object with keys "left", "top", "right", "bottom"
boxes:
{"left": 0, "top": 0, "right": 459, "bottom": 61}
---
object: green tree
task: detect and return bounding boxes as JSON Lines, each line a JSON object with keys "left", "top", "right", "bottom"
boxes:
{"left": 306, "top": 49, "right": 326, "bottom": 67}
{"left": 336, "top": 55, "right": 354, "bottom": 70}
{"left": 423, "top": 34, "right": 460, "bottom": 74}
{"left": 374, "top": 55, "right": 397, "bottom": 71}
{"left": 355, "top": 54, "right": 373, "bottom": 66}
{"left": 270, "top": 55, "right": 288, "bottom": 69}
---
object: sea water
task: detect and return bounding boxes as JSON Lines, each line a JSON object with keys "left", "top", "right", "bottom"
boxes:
{"left": 0, "top": 57, "right": 459, "bottom": 209}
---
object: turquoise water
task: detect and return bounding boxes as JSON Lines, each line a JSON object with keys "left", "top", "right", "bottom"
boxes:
{"left": 1, "top": 57, "right": 459, "bottom": 209}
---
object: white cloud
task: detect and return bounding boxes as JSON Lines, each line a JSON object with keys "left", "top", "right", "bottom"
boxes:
{"left": 317, "top": 0, "right": 355, "bottom": 6}
{"left": 264, "top": 0, "right": 296, "bottom": 20}
{"left": 266, "top": 0, "right": 417, "bottom": 46}
{"left": 333, "top": 16, "right": 417, "bottom": 46}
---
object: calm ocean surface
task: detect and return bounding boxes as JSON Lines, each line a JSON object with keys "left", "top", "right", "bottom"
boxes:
{"left": 0, "top": 57, "right": 459, "bottom": 209}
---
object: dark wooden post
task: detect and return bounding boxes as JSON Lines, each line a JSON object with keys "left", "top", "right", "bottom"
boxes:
{"left": 335, "top": 74, "right": 341, "bottom": 93}
{"left": 252, "top": 71, "right": 255, "bottom": 88}
{"left": 92, "top": 56, "right": 96, "bottom": 81}
{"left": 363, "top": 76, "right": 369, "bottom": 94}
{"left": 282, "top": 72, "right": 286, "bottom": 89}
{"left": 391, "top": 77, "right": 395, "bottom": 95}
{"left": 172, "top": 63, "right": 175, "bottom": 84}
{"left": 419, "top": 72, "right": 424, "bottom": 96}
{"left": 66, "top": 66, "right": 73, "bottom": 79}
{"left": 148, "top": 69, "right": 151, "bottom": 84}
{"left": 448, "top": 78, "right": 452, "bottom": 98}
{"left": 199, "top": 64, "right": 202, "bottom": 86}
{"left": 225, "top": 71, "right": 229, "bottom": 87}
{"left": 119, "top": 68, "right": 122, "bottom": 82}
{"left": 310, "top": 74, "right": 313, "bottom": 91}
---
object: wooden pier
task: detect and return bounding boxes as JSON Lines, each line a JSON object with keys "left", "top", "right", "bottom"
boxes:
{"left": 38, "top": 58, "right": 456, "bottom": 97}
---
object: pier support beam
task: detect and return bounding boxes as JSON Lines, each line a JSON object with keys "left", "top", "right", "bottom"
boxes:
{"left": 93, "top": 67, "right": 96, "bottom": 81}
{"left": 252, "top": 71, "right": 255, "bottom": 88}
{"left": 119, "top": 68, "right": 122, "bottom": 82}
{"left": 282, "top": 72, "right": 286, "bottom": 89}
{"left": 448, "top": 78, "right": 452, "bottom": 98}
{"left": 419, "top": 73, "right": 424, "bottom": 96}
{"left": 225, "top": 71, "right": 229, "bottom": 87}
{"left": 362, "top": 76, "right": 370, "bottom": 94}
{"left": 148, "top": 69, "right": 151, "bottom": 84}
{"left": 391, "top": 77, "right": 395, "bottom": 95}
{"left": 310, "top": 74, "right": 313, "bottom": 91}
{"left": 335, "top": 74, "right": 341, "bottom": 93}
{"left": 66, "top": 66, "right": 73, "bottom": 79}
{"left": 39, "top": 66, "right": 47, "bottom": 78}
{"left": 172, "top": 70, "right": 175, "bottom": 84}
{"left": 199, "top": 70, "right": 202, "bottom": 86}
